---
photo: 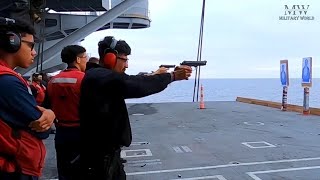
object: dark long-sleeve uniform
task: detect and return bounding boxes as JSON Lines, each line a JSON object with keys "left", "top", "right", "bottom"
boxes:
{"left": 79, "top": 67, "right": 172, "bottom": 179}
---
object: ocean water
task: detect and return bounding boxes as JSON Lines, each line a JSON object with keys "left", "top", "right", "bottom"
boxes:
{"left": 125, "top": 78, "right": 320, "bottom": 108}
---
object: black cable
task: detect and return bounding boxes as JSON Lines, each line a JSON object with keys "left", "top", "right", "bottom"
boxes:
{"left": 36, "top": 42, "right": 41, "bottom": 72}
{"left": 196, "top": 0, "right": 206, "bottom": 102}
{"left": 193, "top": 0, "right": 206, "bottom": 102}
{"left": 40, "top": 36, "right": 44, "bottom": 72}
{"left": 39, "top": 5, "right": 46, "bottom": 72}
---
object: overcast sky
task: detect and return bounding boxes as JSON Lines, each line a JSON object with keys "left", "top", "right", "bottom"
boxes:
{"left": 80, "top": 0, "right": 320, "bottom": 78}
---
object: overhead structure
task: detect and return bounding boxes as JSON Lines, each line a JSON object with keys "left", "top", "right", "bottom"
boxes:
{"left": 1, "top": 0, "right": 151, "bottom": 76}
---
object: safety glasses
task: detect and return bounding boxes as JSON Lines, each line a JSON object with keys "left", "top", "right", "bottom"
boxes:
{"left": 21, "top": 40, "right": 35, "bottom": 50}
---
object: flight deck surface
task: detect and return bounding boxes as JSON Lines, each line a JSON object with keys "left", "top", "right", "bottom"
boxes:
{"left": 41, "top": 101, "right": 320, "bottom": 180}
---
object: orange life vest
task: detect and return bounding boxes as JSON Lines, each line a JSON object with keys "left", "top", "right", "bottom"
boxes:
{"left": 0, "top": 63, "right": 46, "bottom": 177}
{"left": 47, "top": 68, "right": 84, "bottom": 127}
{"left": 31, "top": 81, "right": 46, "bottom": 105}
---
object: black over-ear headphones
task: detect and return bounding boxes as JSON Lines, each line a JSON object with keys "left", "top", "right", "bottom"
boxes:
{"left": 0, "top": 17, "right": 21, "bottom": 53}
{"left": 102, "top": 37, "right": 118, "bottom": 69}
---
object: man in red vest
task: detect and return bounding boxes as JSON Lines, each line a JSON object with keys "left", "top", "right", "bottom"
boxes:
{"left": 0, "top": 17, "right": 56, "bottom": 180}
{"left": 30, "top": 72, "right": 47, "bottom": 105}
{"left": 45, "top": 45, "right": 87, "bottom": 180}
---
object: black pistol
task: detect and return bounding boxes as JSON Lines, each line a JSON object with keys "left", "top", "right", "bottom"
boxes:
{"left": 159, "top": 65, "right": 176, "bottom": 68}
{"left": 180, "top": 61, "right": 207, "bottom": 67}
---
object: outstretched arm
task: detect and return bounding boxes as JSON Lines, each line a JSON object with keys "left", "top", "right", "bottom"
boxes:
{"left": 84, "top": 67, "right": 191, "bottom": 99}
{"left": 123, "top": 73, "right": 173, "bottom": 99}
{"left": 123, "top": 67, "right": 192, "bottom": 99}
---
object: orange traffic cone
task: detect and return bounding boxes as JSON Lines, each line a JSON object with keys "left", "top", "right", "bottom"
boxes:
{"left": 199, "top": 84, "right": 205, "bottom": 109}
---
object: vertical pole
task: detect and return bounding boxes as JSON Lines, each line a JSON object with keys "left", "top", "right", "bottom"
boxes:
{"left": 303, "top": 87, "right": 310, "bottom": 115}
{"left": 281, "top": 86, "right": 288, "bottom": 111}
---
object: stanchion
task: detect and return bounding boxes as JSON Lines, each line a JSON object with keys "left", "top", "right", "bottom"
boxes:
{"left": 199, "top": 84, "right": 205, "bottom": 109}
{"left": 303, "top": 87, "right": 310, "bottom": 115}
{"left": 281, "top": 86, "right": 288, "bottom": 111}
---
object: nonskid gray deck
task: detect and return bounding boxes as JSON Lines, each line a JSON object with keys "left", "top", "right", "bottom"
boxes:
{"left": 41, "top": 101, "right": 320, "bottom": 180}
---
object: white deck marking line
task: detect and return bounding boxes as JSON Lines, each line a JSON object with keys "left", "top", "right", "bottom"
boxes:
{"left": 171, "top": 175, "right": 227, "bottom": 180}
{"left": 173, "top": 146, "right": 183, "bottom": 153}
{"left": 181, "top": 146, "right": 192, "bottom": 152}
{"left": 132, "top": 113, "right": 144, "bottom": 116}
{"left": 128, "top": 161, "right": 162, "bottom": 167}
{"left": 246, "top": 166, "right": 320, "bottom": 180}
{"left": 126, "top": 157, "right": 320, "bottom": 175}
{"left": 241, "top": 141, "right": 276, "bottom": 148}
{"left": 127, "top": 159, "right": 160, "bottom": 164}
{"left": 121, "top": 149, "right": 152, "bottom": 158}
{"left": 243, "top": 122, "right": 264, "bottom": 126}
{"left": 131, "top": 141, "right": 149, "bottom": 146}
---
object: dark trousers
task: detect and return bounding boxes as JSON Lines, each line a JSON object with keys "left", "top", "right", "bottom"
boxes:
{"left": 110, "top": 156, "right": 126, "bottom": 180}
{"left": 0, "top": 171, "right": 38, "bottom": 180}
{"left": 82, "top": 149, "right": 126, "bottom": 180}
{"left": 55, "top": 141, "right": 81, "bottom": 180}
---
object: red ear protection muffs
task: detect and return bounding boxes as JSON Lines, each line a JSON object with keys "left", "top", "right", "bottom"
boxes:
{"left": 103, "top": 37, "right": 118, "bottom": 69}
{"left": 0, "top": 17, "right": 21, "bottom": 53}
